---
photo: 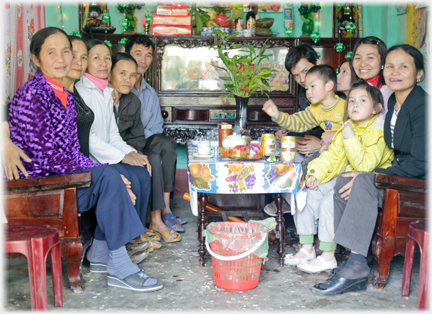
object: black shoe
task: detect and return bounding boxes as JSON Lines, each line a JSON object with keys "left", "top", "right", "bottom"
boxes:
{"left": 310, "top": 274, "right": 368, "bottom": 296}
{"left": 327, "top": 260, "right": 346, "bottom": 278}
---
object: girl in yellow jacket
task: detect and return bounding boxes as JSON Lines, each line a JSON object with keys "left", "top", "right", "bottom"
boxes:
{"left": 285, "top": 80, "right": 394, "bottom": 274}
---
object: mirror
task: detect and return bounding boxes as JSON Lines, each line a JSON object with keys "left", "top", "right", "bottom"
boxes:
{"left": 161, "top": 45, "right": 290, "bottom": 93}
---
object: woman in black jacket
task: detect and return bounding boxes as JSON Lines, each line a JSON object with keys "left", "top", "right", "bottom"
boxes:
{"left": 311, "top": 44, "right": 426, "bottom": 296}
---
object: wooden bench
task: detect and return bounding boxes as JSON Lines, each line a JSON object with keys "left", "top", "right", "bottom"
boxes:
{"left": 3, "top": 172, "right": 95, "bottom": 293}
{"left": 371, "top": 174, "right": 427, "bottom": 290}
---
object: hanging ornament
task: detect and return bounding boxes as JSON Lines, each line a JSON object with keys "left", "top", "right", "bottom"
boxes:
{"left": 345, "top": 52, "right": 353, "bottom": 59}
{"left": 315, "top": 51, "right": 321, "bottom": 58}
{"left": 345, "top": 22, "right": 356, "bottom": 33}
{"left": 336, "top": 68, "right": 340, "bottom": 74}
{"left": 145, "top": 14, "right": 152, "bottom": 25}
{"left": 118, "top": 38, "right": 128, "bottom": 47}
{"left": 310, "top": 31, "right": 321, "bottom": 43}
{"left": 121, "top": 18, "right": 129, "bottom": 30}
{"left": 71, "top": 31, "right": 82, "bottom": 38}
{"left": 285, "top": 27, "right": 293, "bottom": 37}
{"left": 104, "top": 40, "right": 112, "bottom": 48}
{"left": 102, "top": 13, "right": 110, "bottom": 24}
{"left": 334, "top": 43, "right": 346, "bottom": 53}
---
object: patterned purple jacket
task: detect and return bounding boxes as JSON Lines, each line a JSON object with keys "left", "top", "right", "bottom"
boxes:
{"left": 8, "top": 72, "right": 100, "bottom": 178}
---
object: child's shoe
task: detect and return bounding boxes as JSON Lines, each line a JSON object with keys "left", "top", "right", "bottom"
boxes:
{"left": 297, "top": 256, "right": 337, "bottom": 273}
{"left": 285, "top": 247, "right": 316, "bottom": 266}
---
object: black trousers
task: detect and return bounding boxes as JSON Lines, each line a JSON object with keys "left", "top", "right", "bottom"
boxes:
{"left": 141, "top": 133, "right": 177, "bottom": 211}
{"left": 333, "top": 172, "right": 384, "bottom": 257}
{"left": 76, "top": 165, "right": 145, "bottom": 250}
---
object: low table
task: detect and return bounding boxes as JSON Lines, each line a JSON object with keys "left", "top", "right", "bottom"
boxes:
{"left": 187, "top": 144, "right": 302, "bottom": 266}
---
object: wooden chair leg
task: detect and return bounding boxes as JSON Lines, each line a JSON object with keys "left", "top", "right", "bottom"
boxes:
{"left": 401, "top": 235, "right": 416, "bottom": 297}
{"left": 198, "top": 193, "right": 208, "bottom": 266}
{"left": 50, "top": 242, "right": 64, "bottom": 307}
{"left": 62, "top": 239, "right": 84, "bottom": 293}
{"left": 372, "top": 237, "right": 395, "bottom": 290}
{"left": 418, "top": 238, "right": 429, "bottom": 310}
{"left": 275, "top": 193, "right": 285, "bottom": 266}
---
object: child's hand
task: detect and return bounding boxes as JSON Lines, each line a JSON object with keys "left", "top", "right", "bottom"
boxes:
{"left": 275, "top": 129, "right": 287, "bottom": 143}
{"left": 306, "top": 175, "right": 318, "bottom": 190}
{"left": 262, "top": 99, "right": 280, "bottom": 120}
{"left": 321, "top": 131, "right": 336, "bottom": 145}
{"left": 319, "top": 142, "right": 330, "bottom": 154}
{"left": 341, "top": 122, "right": 355, "bottom": 139}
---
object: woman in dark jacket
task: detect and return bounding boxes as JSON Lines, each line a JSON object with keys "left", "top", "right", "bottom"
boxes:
{"left": 311, "top": 44, "right": 426, "bottom": 296}
{"left": 109, "top": 52, "right": 182, "bottom": 242}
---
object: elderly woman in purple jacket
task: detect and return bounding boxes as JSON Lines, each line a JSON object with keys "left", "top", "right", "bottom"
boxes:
{"left": 7, "top": 27, "right": 162, "bottom": 293}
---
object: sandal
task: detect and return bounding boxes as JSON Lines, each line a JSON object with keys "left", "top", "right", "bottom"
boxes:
{"left": 174, "top": 215, "right": 187, "bottom": 225}
{"left": 162, "top": 213, "right": 185, "bottom": 232}
{"left": 160, "top": 229, "right": 181, "bottom": 243}
{"left": 107, "top": 270, "right": 164, "bottom": 292}
{"left": 163, "top": 212, "right": 187, "bottom": 226}
{"left": 147, "top": 239, "right": 162, "bottom": 252}
{"left": 145, "top": 230, "right": 161, "bottom": 241}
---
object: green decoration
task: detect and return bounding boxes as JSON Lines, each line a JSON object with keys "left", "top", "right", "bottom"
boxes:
{"left": 104, "top": 40, "right": 112, "bottom": 48}
{"left": 121, "top": 18, "right": 129, "bottom": 30}
{"left": 310, "top": 31, "right": 321, "bottom": 43}
{"left": 285, "top": 27, "right": 292, "bottom": 37}
{"left": 71, "top": 31, "right": 82, "bottom": 38}
{"left": 336, "top": 68, "right": 340, "bottom": 74}
{"left": 345, "top": 52, "right": 353, "bottom": 59}
{"left": 298, "top": 3, "right": 321, "bottom": 36}
{"left": 118, "top": 38, "right": 128, "bottom": 47}
{"left": 102, "top": 13, "right": 110, "bottom": 24}
{"left": 334, "top": 43, "right": 345, "bottom": 53}
{"left": 117, "top": 3, "right": 145, "bottom": 14}
{"left": 145, "top": 14, "right": 152, "bottom": 25}
{"left": 345, "top": 22, "right": 356, "bottom": 32}
{"left": 315, "top": 51, "right": 321, "bottom": 58}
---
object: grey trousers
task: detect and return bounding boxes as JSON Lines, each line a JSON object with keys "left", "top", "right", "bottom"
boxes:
{"left": 141, "top": 150, "right": 166, "bottom": 211}
{"left": 144, "top": 134, "right": 177, "bottom": 192}
{"left": 333, "top": 172, "right": 384, "bottom": 257}
{"left": 294, "top": 177, "right": 336, "bottom": 243}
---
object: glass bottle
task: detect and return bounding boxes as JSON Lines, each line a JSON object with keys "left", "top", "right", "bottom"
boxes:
{"left": 190, "top": 3, "right": 198, "bottom": 36}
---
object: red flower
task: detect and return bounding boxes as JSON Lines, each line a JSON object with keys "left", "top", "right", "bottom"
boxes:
{"left": 249, "top": 64, "right": 255, "bottom": 71}
{"left": 234, "top": 64, "right": 238, "bottom": 71}
{"left": 239, "top": 87, "right": 250, "bottom": 93}
{"left": 239, "top": 64, "right": 244, "bottom": 71}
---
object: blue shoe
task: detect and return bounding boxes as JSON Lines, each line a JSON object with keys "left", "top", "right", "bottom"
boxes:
{"left": 163, "top": 212, "right": 187, "bottom": 225}
{"left": 162, "top": 213, "right": 185, "bottom": 232}
{"left": 175, "top": 215, "right": 187, "bottom": 225}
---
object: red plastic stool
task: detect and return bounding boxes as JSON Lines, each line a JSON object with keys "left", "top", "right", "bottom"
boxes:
{"left": 4, "top": 224, "right": 64, "bottom": 311}
{"left": 401, "top": 220, "right": 429, "bottom": 310}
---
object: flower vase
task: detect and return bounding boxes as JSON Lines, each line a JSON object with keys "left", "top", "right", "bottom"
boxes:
{"left": 233, "top": 95, "right": 249, "bottom": 135}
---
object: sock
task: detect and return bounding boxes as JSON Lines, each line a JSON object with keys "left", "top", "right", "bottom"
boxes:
{"left": 87, "top": 239, "right": 110, "bottom": 264}
{"left": 337, "top": 252, "right": 370, "bottom": 280}
{"left": 107, "top": 246, "right": 140, "bottom": 280}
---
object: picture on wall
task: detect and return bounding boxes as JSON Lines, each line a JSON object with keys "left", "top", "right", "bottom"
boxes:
{"left": 396, "top": 4, "right": 407, "bottom": 16}
{"left": 79, "top": 2, "right": 115, "bottom": 33}
{"left": 418, "top": 6, "right": 429, "bottom": 62}
{"left": 333, "top": 3, "right": 360, "bottom": 38}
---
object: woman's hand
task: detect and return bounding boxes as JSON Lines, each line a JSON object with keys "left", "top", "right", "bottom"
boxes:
{"left": 275, "top": 129, "right": 287, "bottom": 144}
{"left": 121, "top": 152, "right": 152, "bottom": 176}
{"left": 338, "top": 171, "right": 361, "bottom": 200}
{"left": 119, "top": 174, "right": 136, "bottom": 205}
{"left": 296, "top": 135, "right": 321, "bottom": 154}
{"left": 112, "top": 89, "right": 119, "bottom": 106}
{"left": 341, "top": 122, "right": 355, "bottom": 139}
{"left": 262, "top": 99, "right": 280, "bottom": 120}
{"left": 306, "top": 175, "right": 318, "bottom": 190}
{"left": 2, "top": 138, "right": 32, "bottom": 180}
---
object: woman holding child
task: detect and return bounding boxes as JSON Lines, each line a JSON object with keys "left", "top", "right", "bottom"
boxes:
{"left": 6, "top": 27, "right": 163, "bottom": 292}
{"left": 312, "top": 44, "right": 426, "bottom": 295}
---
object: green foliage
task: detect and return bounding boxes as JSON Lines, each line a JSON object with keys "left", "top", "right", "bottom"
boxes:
{"left": 211, "top": 32, "right": 278, "bottom": 98}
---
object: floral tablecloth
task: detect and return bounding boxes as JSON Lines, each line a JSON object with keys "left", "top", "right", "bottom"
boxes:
{"left": 187, "top": 145, "right": 302, "bottom": 194}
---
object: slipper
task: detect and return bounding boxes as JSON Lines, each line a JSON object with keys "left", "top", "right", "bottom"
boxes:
{"left": 107, "top": 270, "right": 164, "bottom": 292}
{"left": 162, "top": 213, "right": 185, "bottom": 232}
{"left": 175, "top": 215, "right": 187, "bottom": 225}
{"left": 163, "top": 212, "right": 187, "bottom": 225}
{"left": 160, "top": 229, "right": 181, "bottom": 243}
{"left": 147, "top": 239, "right": 162, "bottom": 252}
{"left": 145, "top": 230, "right": 161, "bottom": 241}
{"left": 90, "top": 262, "right": 107, "bottom": 273}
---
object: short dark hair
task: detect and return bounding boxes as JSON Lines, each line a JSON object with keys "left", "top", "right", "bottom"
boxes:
{"left": 85, "top": 39, "right": 110, "bottom": 54}
{"left": 385, "top": 44, "right": 425, "bottom": 83}
{"left": 285, "top": 44, "right": 318, "bottom": 74}
{"left": 352, "top": 36, "right": 387, "bottom": 88}
{"left": 347, "top": 79, "right": 384, "bottom": 115}
{"left": 68, "top": 35, "right": 87, "bottom": 45}
{"left": 305, "top": 64, "right": 337, "bottom": 92}
{"left": 30, "top": 27, "right": 72, "bottom": 71}
{"left": 125, "top": 34, "right": 155, "bottom": 54}
{"left": 111, "top": 52, "right": 138, "bottom": 71}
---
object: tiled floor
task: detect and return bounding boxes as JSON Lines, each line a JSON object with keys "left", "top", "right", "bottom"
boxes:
{"left": 3, "top": 195, "right": 423, "bottom": 311}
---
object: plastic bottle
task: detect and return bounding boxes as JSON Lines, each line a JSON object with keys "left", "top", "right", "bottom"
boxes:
{"left": 246, "top": 3, "right": 256, "bottom": 35}
{"left": 190, "top": 3, "right": 198, "bottom": 36}
{"left": 284, "top": 3, "right": 294, "bottom": 37}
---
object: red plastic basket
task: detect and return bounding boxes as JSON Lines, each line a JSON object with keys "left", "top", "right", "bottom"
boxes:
{"left": 206, "top": 222, "right": 268, "bottom": 291}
